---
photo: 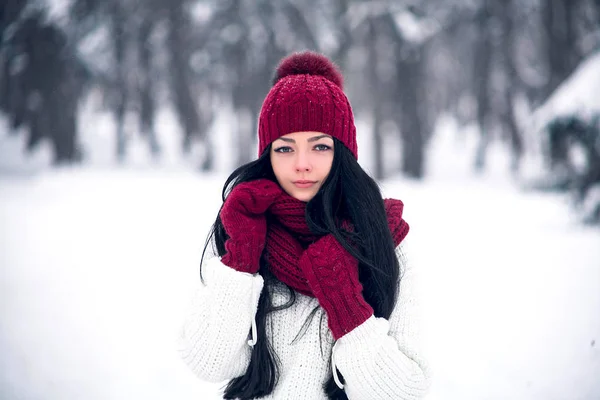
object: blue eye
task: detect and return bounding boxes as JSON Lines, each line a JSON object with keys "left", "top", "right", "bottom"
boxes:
{"left": 274, "top": 146, "right": 293, "bottom": 153}
{"left": 315, "top": 144, "right": 331, "bottom": 151}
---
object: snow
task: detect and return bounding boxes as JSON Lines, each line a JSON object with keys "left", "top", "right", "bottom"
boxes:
{"left": 1, "top": 168, "right": 224, "bottom": 399}
{"left": 529, "top": 50, "right": 600, "bottom": 133}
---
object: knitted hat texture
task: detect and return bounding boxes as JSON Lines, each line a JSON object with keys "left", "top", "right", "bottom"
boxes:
{"left": 258, "top": 51, "right": 358, "bottom": 159}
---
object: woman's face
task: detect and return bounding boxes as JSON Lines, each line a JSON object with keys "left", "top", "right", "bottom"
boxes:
{"left": 270, "top": 131, "right": 334, "bottom": 202}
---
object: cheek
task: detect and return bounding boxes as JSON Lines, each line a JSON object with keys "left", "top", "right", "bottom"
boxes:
{"left": 270, "top": 156, "right": 289, "bottom": 184}
{"left": 270, "top": 153, "right": 280, "bottom": 174}
{"left": 319, "top": 156, "right": 334, "bottom": 177}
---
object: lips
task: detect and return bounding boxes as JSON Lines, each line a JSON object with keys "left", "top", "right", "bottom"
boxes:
{"left": 293, "top": 180, "right": 316, "bottom": 188}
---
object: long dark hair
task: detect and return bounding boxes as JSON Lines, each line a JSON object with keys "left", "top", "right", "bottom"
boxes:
{"left": 200, "top": 138, "right": 401, "bottom": 400}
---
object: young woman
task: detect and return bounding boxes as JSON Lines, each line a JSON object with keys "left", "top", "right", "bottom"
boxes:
{"left": 179, "top": 51, "right": 430, "bottom": 400}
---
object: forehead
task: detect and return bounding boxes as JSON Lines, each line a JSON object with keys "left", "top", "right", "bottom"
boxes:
{"left": 278, "top": 131, "right": 333, "bottom": 141}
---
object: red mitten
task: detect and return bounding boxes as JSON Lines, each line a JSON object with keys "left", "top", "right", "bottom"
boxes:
{"left": 220, "top": 179, "right": 283, "bottom": 273}
{"left": 384, "top": 198, "right": 409, "bottom": 246}
{"left": 299, "top": 235, "right": 373, "bottom": 339}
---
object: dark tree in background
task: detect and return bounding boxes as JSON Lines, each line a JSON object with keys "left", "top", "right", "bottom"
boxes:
{"left": 388, "top": 18, "right": 427, "bottom": 179}
{"left": 166, "top": 0, "right": 203, "bottom": 157}
{"left": 137, "top": 6, "right": 160, "bottom": 159}
{"left": 473, "top": 1, "right": 493, "bottom": 172}
{"left": 541, "top": 0, "right": 583, "bottom": 102}
{"left": 109, "top": 0, "right": 130, "bottom": 163}
{"left": 1, "top": 4, "right": 88, "bottom": 165}
{"left": 497, "top": 0, "right": 523, "bottom": 174}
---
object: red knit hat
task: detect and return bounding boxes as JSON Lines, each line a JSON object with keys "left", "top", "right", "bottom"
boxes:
{"left": 258, "top": 51, "right": 358, "bottom": 159}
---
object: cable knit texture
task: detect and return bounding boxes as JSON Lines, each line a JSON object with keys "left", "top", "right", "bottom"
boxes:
{"left": 178, "top": 242, "right": 430, "bottom": 399}
{"left": 299, "top": 234, "right": 374, "bottom": 340}
{"left": 219, "top": 179, "right": 283, "bottom": 273}
{"left": 265, "top": 193, "right": 409, "bottom": 301}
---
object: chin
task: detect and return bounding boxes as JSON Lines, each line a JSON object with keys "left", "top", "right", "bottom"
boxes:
{"left": 289, "top": 189, "right": 316, "bottom": 203}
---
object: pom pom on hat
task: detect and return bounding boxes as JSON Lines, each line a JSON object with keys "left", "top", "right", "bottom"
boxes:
{"left": 274, "top": 51, "right": 344, "bottom": 89}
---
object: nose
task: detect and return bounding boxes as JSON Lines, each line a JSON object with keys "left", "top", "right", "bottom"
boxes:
{"left": 294, "top": 150, "right": 312, "bottom": 172}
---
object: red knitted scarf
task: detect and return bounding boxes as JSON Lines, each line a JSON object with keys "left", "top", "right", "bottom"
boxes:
{"left": 266, "top": 194, "right": 409, "bottom": 296}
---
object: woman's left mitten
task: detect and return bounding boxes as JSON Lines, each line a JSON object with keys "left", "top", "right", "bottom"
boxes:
{"left": 299, "top": 235, "right": 373, "bottom": 340}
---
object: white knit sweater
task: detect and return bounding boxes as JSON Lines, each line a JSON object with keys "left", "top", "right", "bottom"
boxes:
{"left": 178, "top": 242, "right": 430, "bottom": 399}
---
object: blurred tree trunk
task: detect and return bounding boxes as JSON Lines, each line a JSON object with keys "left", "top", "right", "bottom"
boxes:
{"left": 397, "top": 46, "right": 425, "bottom": 179}
{"left": 233, "top": 44, "right": 253, "bottom": 167}
{"left": 367, "top": 19, "right": 384, "bottom": 180}
{"left": 167, "top": 0, "right": 204, "bottom": 158}
{"left": 3, "top": 10, "right": 85, "bottom": 164}
{"left": 282, "top": 2, "right": 319, "bottom": 50}
{"left": 541, "top": 0, "right": 582, "bottom": 101}
{"left": 380, "top": 13, "right": 425, "bottom": 179}
{"left": 218, "top": 0, "right": 253, "bottom": 167}
{"left": 331, "top": 0, "right": 352, "bottom": 66}
{"left": 198, "top": 85, "right": 215, "bottom": 171}
{"left": 254, "top": 0, "right": 286, "bottom": 153}
{"left": 498, "top": 0, "right": 523, "bottom": 174}
{"left": 109, "top": 1, "right": 129, "bottom": 163}
{"left": 137, "top": 16, "right": 160, "bottom": 160}
{"left": 49, "top": 85, "right": 79, "bottom": 164}
{"left": 473, "top": 1, "right": 493, "bottom": 172}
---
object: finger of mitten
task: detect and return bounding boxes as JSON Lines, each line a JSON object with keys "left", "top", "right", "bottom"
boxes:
{"left": 384, "top": 198, "right": 410, "bottom": 245}
{"left": 221, "top": 180, "right": 278, "bottom": 224}
{"left": 233, "top": 179, "right": 283, "bottom": 215}
{"left": 384, "top": 198, "right": 404, "bottom": 217}
{"left": 252, "top": 179, "right": 283, "bottom": 201}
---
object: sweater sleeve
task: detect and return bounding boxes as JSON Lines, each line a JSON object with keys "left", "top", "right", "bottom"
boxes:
{"left": 332, "top": 240, "right": 431, "bottom": 399}
{"left": 177, "top": 256, "right": 264, "bottom": 382}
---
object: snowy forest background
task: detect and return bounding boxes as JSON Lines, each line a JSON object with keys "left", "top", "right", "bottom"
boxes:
{"left": 1, "top": 1, "right": 600, "bottom": 399}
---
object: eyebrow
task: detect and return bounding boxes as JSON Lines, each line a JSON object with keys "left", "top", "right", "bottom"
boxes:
{"left": 276, "top": 135, "right": 332, "bottom": 143}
